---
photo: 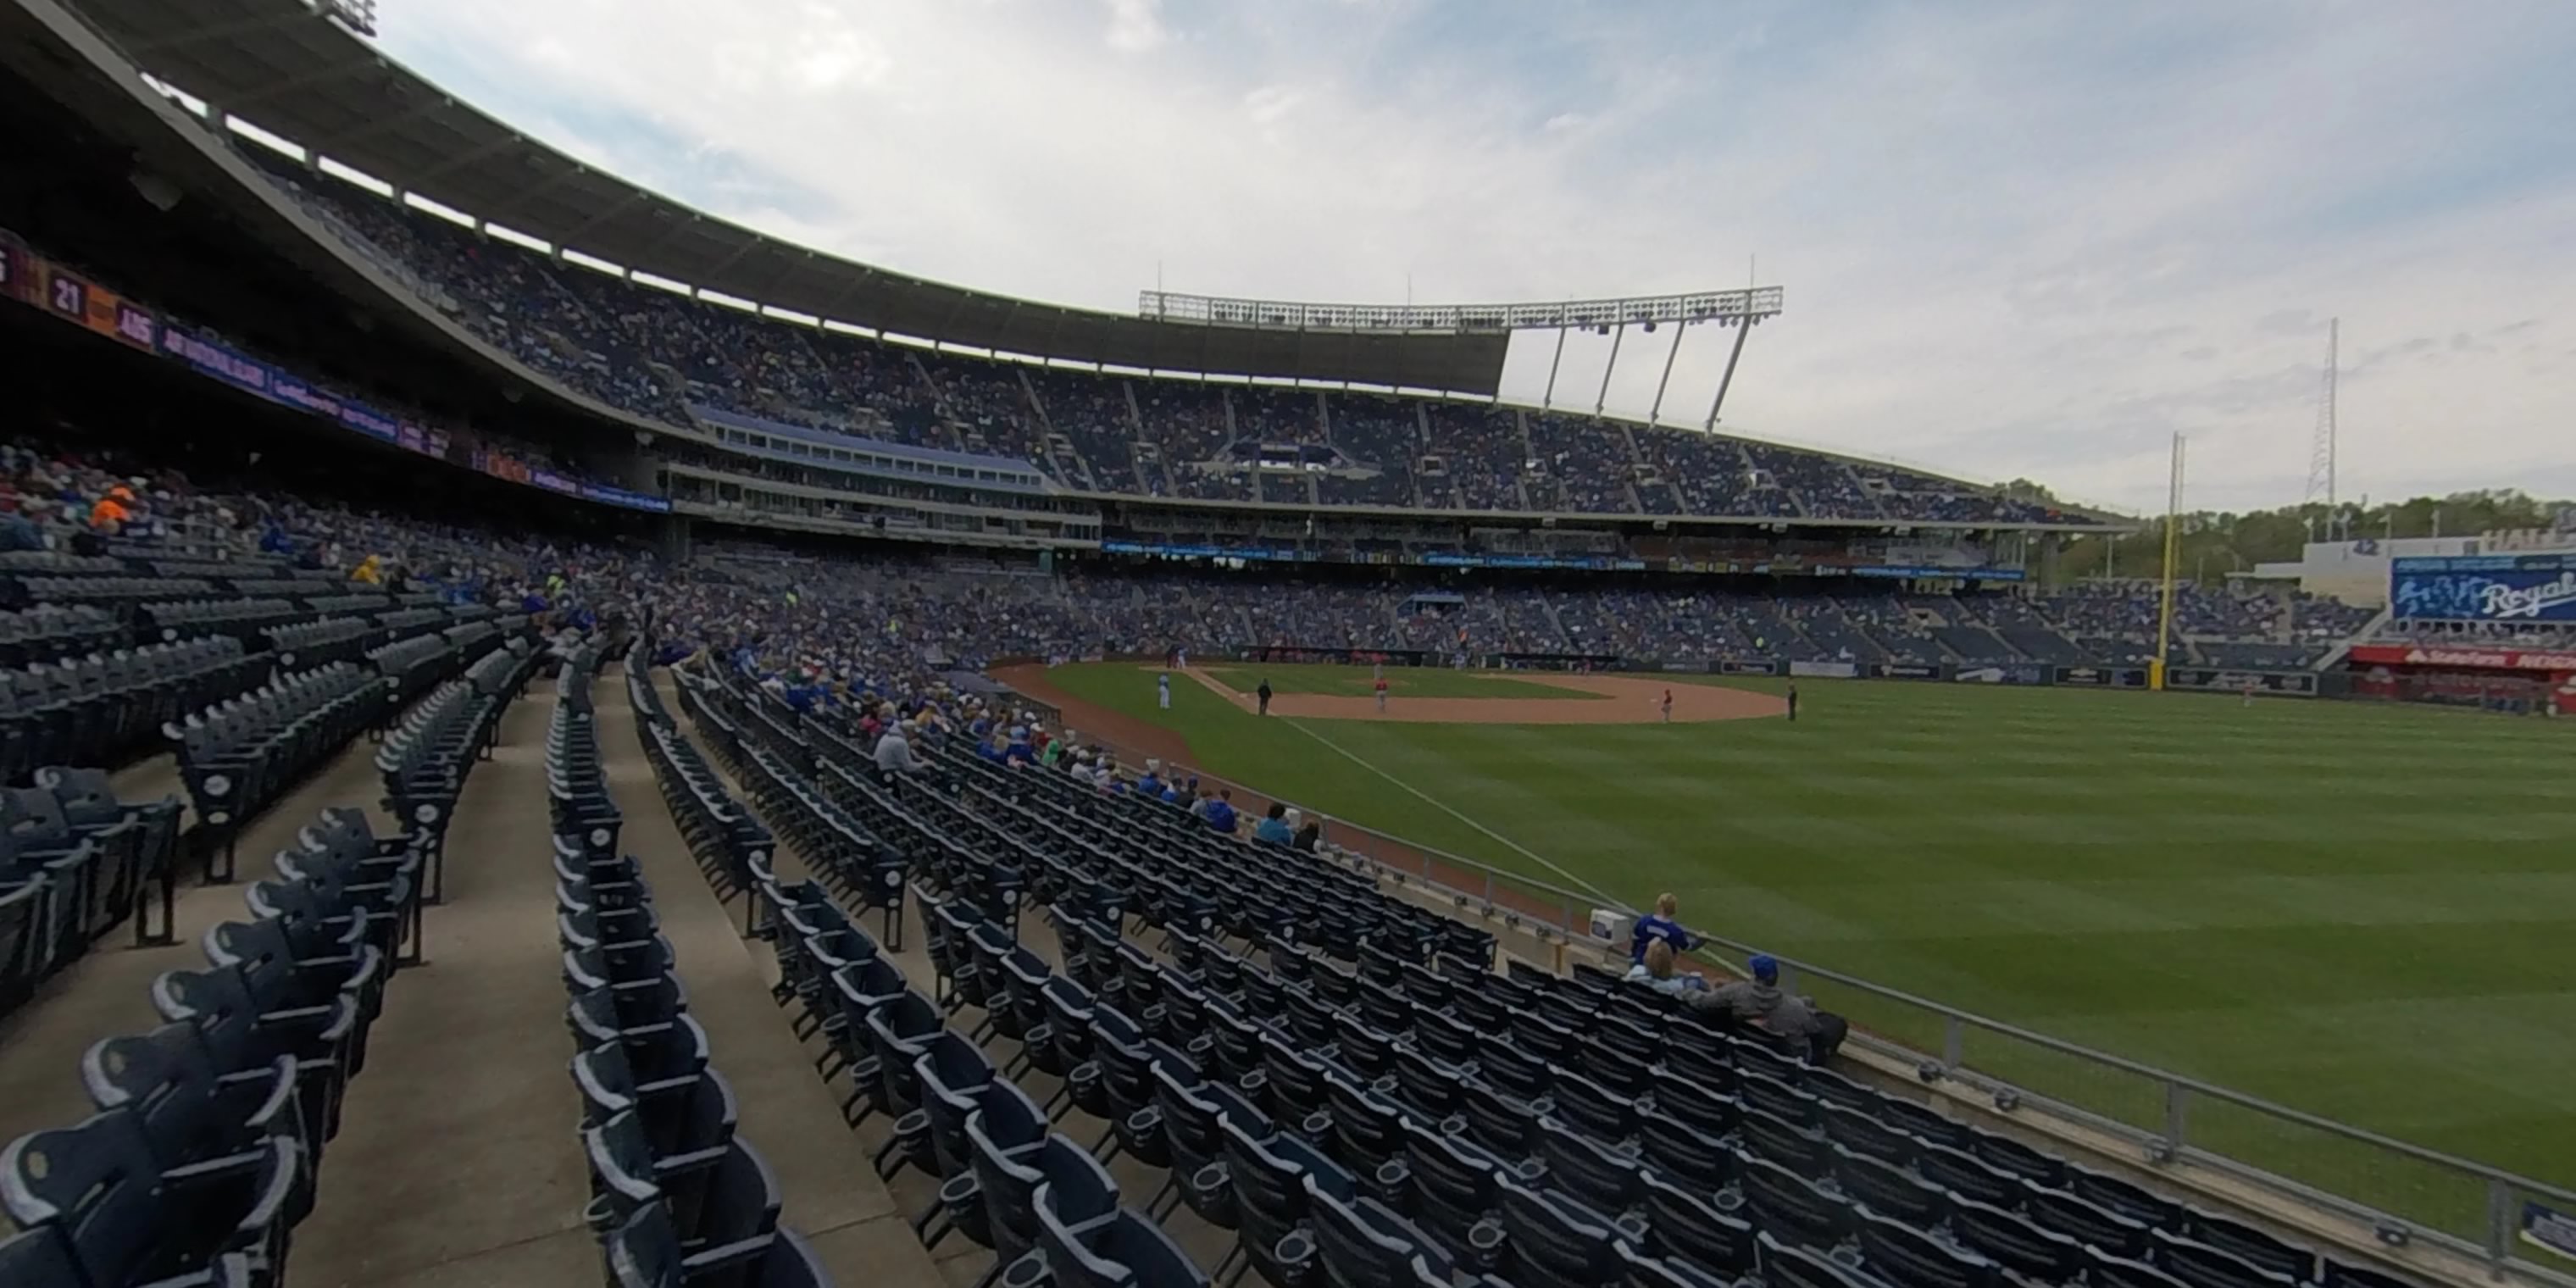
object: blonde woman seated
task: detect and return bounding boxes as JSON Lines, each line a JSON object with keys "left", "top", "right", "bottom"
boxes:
{"left": 1626, "top": 939, "right": 1710, "bottom": 996}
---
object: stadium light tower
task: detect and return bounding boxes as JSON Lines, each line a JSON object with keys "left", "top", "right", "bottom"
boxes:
{"left": 1138, "top": 285, "right": 1784, "bottom": 420}
{"left": 2305, "top": 318, "right": 2338, "bottom": 510}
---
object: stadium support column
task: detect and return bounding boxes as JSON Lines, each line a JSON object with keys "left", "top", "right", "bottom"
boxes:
{"left": 1541, "top": 324, "right": 1569, "bottom": 409}
{"left": 1595, "top": 323, "right": 1627, "bottom": 417}
{"left": 1648, "top": 321, "right": 1687, "bottom": 425}
{"left": 1703, "top": 318, "right": 1757, "bottom": 430}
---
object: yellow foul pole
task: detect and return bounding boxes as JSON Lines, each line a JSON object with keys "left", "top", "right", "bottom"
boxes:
{"left": 2151, "top": 433, "right": 2185, "bottom": 691}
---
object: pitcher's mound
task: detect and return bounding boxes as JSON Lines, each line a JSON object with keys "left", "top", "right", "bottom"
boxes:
{"left": 1190, "top": 671, "right": 1785, "bottom": 725}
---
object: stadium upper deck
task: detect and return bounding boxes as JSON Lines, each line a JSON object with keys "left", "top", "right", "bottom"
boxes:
{"left": 2, "top": 0, "right": 2113, "bottom": 532}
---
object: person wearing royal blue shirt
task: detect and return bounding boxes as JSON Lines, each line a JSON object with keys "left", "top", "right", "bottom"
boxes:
{"left": 1202, "top": 789, "right": 1238, "bottom": 836}
{"left": 1003, "top": 726, "right": 1037, "bottom": 767}
{"left": 1629, "top": 891, "right": 1697, "bottom": 964}
{"left": 1253, "top": 802, "right": 1294, "bottom": 846}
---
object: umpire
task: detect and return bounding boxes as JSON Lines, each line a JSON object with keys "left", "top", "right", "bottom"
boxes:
{"left": 1257, "top": 679, "right": 1274, "bottom": 716}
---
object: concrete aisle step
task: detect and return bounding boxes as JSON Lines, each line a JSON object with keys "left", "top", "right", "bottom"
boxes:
{"left": 0, "top": 733, "right": 397, "bottom": 1157}
{"left": 596, "top": 667, "right": 944, "bottom": 1288}
{"left": 289, "top": 697, "right": 597, "bottom": 1288}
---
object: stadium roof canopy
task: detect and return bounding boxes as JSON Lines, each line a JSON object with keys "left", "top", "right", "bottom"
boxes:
{"left": 57, "top": 0, "right": 1513, "bottom": 394}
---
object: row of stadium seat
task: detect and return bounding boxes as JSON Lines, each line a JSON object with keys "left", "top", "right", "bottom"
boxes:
{"left": 0, "top": 637, "right": 267, "bottom": 785}
{"left": 0, "top": 736, "right": 511, "bottom": 1288}
{"left": 555, "top": 647, "right": 834, "bottom": 1286}
{"left": 171, "top": 619, "right": 528, "bottom": 881}
{"left": 0, "top": 769, "right": 183, "bottom": 1019}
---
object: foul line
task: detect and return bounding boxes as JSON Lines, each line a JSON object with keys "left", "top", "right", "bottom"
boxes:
{"left": 1277, "top": 715, "right": 1621, "bottom": 912}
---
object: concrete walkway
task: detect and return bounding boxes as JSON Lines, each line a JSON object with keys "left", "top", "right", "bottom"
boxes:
{"left": 594, "top": 669, "right": 944, "bottom": 1288}
{"left": 286, "top": 695, "right": 599, "bottom": 1287}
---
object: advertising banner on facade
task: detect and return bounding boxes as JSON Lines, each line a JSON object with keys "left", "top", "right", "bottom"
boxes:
{"left": 1719, "top": 659, "right": 1783, "bottom": 676}
{"left": 1789, "top": 660, "right": 1860, "bottom": 679}
{"left": 1873, "top": 662, "right": 1945, "bottom": 680}
{"left": 2389, "top": 552, "right": 2576, "bottom": 623}
{"left": 2346, "top": 644, "right": 2576, "bottom": 673}
{"left": 1950, "top": 663, "right": 2051, "bottom": 686}
{"left": 2052, "top": 665, "right": 2150, "bottom": 688}
{"left": 2166, "top": 668, "right": 2318, "bottom": 696}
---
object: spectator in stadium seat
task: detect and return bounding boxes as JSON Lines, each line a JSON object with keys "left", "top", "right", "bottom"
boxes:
{"left": 1291, "top": 809, "right": 1322, "bottom": 853}
{"left": 0, "top": 504, "right": 42, "bottom": 552}
{"left": 1203, "top": 789, "right": 1240, "bottom": 836}
{"left": 1629, "top": 892, "right": 1697, "bottom": 964}
{"left": 88, "top": 483, "right": 136, "bottom": 532}
{"left": 872, "top": 721, "right": 920, "bottom": 776}
{"left": 1627, "top": 940, "right": 1709, "bottom": 996}
{"left": 1254, "top": 802, "right": 1294, "bottom": 846}
{"left": 1689, "top": 953, "right": 1848, "bottom": 1063}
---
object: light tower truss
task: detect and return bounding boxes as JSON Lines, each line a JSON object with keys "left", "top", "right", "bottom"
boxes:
{"left": 1139, "top": 285, "right": 1785, "bottom": 427}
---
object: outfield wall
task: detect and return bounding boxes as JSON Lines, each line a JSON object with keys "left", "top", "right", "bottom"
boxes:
{"left": 1208, "top": 645, "right": 2340, "bottom": 697}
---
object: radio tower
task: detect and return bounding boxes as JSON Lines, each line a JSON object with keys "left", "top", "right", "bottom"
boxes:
{"left": 2305, "top": 318, "right": 2338, "bottom": 510}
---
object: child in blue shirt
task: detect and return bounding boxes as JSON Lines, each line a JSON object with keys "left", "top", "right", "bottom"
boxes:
{"left": 1629, "top": 891, "right": 1697, "bottom": 964}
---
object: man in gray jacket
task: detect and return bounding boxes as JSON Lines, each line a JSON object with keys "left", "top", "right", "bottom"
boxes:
{"left": 1689, "top": 953, "right": 1848, "bottom": 1063}
{"left": 874, "top": 723, "right": 920, "bottom": 776}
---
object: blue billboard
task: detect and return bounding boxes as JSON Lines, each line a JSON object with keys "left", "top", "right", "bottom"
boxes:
{"left": 2390, "top": 552, "right": 2576, "bottom": 622}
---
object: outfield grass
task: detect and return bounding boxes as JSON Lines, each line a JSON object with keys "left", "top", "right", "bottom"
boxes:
{"left": 1199, "top": 662, "right": 1604, "bottom": 701}
{"left": 1039, "top": 663, "right": 2576, "bottom": 1224}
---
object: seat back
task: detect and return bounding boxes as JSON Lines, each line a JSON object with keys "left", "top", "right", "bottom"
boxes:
{"left": 1, "top": 1109, "right": 166, "bottom": 1288}
{"left": 2025, "top": 1181, "right": 2151, "bottom": 1260}
{"left": 1495, "top": 1178, "right": 1624, "bottom": 1288}
{"left": 1948, "top": 1196, "right": 2081, "bottom": 1284}
{"left": 1533, "top": 1120, "right": 1644, "bottom": 1214}
{"left": 1306, "top": 1174, "right": 1452, "bottom": 1288}
{"left": 1857, "top": 1211, "right": 1997, "bottom": 1288}
{"left": 1759, "top": 1231, "right": 1896, "bottom": 1288}
{"left": 1741, "top": 1151, "right": 1853, "bottom": 1250}
{"left": 1641, "top": 1175, "right": 1757, "bottom": 1276}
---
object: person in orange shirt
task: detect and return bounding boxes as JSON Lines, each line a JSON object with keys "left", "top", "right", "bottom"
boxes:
{"left": 88, "top": 485, "right": 136, "bottom": 532}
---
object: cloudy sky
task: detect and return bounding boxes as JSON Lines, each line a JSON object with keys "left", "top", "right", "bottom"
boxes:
{"left": 366, "top": 0, "right": 2576, "bottom": 514}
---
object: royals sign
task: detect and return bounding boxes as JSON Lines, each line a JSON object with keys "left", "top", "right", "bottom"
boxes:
{"left": 2390, "top": 552, "right": 2576, "bottom": 623}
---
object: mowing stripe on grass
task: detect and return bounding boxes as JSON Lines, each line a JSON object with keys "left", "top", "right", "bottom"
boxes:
{"left": 1278, "top": 715, "right": 1616, "bottom": 908}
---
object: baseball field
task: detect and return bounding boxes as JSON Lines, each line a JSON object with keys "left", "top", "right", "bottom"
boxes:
{"left": 1006, "top": 661, "right": 2576, "bottom": 1228}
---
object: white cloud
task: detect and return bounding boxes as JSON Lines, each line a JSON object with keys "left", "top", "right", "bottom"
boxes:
{"left": 1101, "top": 0, "right": 1169, "bottom": 53}
{"left": 368, "top": 0, "right": 2576, "bottom": 513}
